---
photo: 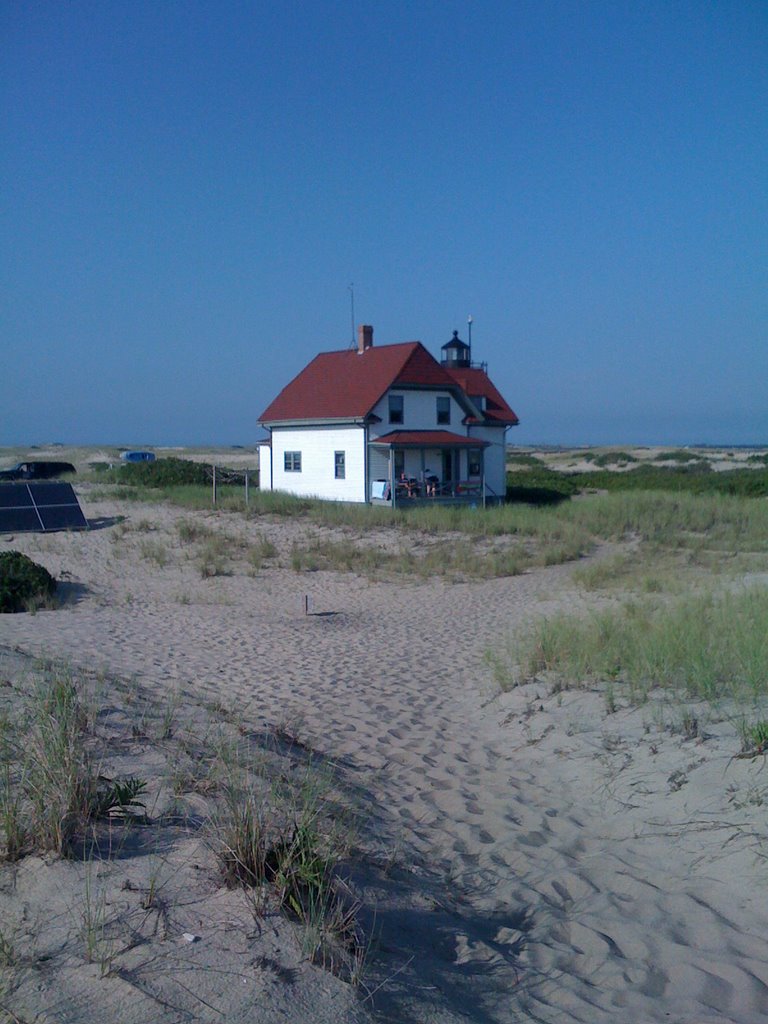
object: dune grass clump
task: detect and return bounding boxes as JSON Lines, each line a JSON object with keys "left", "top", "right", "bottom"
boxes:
{"left": 247, "top": 535, "right": 278, "bottom": 573}
{"left": 198, "top": 535, "right": 231, "bottom": 578}
{"left": 739, "top": 719, "right": 768, "bottom": 755}
{"left": 177, "top": 518, "right": 216, "bottom": 543}
{"left": 510, "top": 586, "right": 768, "bottom": 702}
{"left": 138, "top": 538, "right": 170, "bottom": 568}
{"left": 0, "top": 669, "right": 147, "bottom": 860}
{"left": 0, "top": 552, "right": 56, "bottom": 613}
{"left": 210, "top": 746, "right": 363, "bottom": 979}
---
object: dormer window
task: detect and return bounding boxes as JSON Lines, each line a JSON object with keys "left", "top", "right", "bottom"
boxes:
{"left": 470, "top": 394, "right": 486, "bottom": 412}
{"left": 436, "top": 396, "right": 450, "bottom": 425}
{"left": 389, "top": 394, "right": 404, "bottom": 424}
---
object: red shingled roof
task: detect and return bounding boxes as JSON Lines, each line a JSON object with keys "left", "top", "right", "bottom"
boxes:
{"left": 259, "top": 342, "right": 461, "bottom": 423}
{"left": 444, "top": 367, "right": 519, "bottom": 426}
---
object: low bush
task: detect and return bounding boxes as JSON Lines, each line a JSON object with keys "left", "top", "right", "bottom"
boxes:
{"left": 564, "top": 465, "right": 768, "bottom": 498}
{"left": 113, "top": 457, "right": 210, "bottom": 487}
{"left": 591, "top": 451, "right": 639, "bottom": 467}
{"left": 653, "top": 449, "right": 706, "bottom": 462}
{"left": 506, "top": 452, "right": 546, "bottom": 468}
{"left": 0, "top": 551, "right": 56, "bottom": 613}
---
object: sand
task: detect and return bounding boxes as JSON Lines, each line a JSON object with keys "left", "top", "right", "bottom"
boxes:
{"left": 1, "top": 482, "right": 767, "bottom": 1023}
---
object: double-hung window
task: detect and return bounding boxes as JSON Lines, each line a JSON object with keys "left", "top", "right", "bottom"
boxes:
{"left": 284, "top": 451, "right": 302, "bottom": 472}
{"left": 436, "top": 396, "right": 451, "bottom": 425}
{"left": 388, "top": 394, "right": 404, "bottom": 424}
{"left": 334, "top": 451, "right": 345, "bottom": 479}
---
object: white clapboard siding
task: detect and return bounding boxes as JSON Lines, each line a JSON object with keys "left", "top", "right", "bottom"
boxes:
{"left": 257, "top": 445, "right": 272, "bottom": 490}
{"left": 270, "top": 426, "right": 366, "bottom": 501}
{"left": 369, "top": 389, "right": 465, "bottom": 430}
{"left": 466, "top": 425, "right": 508, "bottom": 496}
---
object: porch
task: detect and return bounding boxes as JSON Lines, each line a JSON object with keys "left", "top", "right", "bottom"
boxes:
{"left": 369, "top": 430, "right": 492, "bottom": 508}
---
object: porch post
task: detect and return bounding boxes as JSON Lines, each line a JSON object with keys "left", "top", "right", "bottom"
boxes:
{"left": 390, "top": 449, "right": 396, "bottom": 509}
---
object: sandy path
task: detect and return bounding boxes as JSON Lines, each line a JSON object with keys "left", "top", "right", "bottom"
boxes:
{"left": 2, "top": 495, "right": 767, "bottom": 1023}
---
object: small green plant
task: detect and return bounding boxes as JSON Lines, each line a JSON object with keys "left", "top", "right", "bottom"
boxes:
{"left": 0, "top": 763, "right": 27, "bottom": 861}
{"left": 0, "top": 928, "right": 16, "bottom": 967}
{"left": 177, "top": 519, "right": 215, "bottom": 544}
{"left": 139, "top": 539, "right": 170, "bottom": 568}
{"left": 247, "top": 536, "right": 278, "bottom": 573}
{"left": 92, "top": 776, "right": 147, "bottom": 821}
{"left": 198, "top": 536, "right": 230, "bottom": 578}
{"left": 604, "top": 682, "right": 617, "bottom": 714}
{"left": 79, "top": 863, "right": 112, "bottom": 975}
{"left": 158, "top": 689, "right": 180, "bottom": 740}
{"left": 0, "top": 551, "right": 56, "bottom": 613}
{"left": 216, "top": 783, "right": 269, "bottom": 889}
{"left": 141, "top": 852, "right": 168, "bottom": 910}
{"left": 739, "top": 719, "right": 768, "bottom": 754}
{"left": 266, "top": 820, "right": 332, "bottom": 919}
{"left": 209, "top": 746, "right": 364, "bottom": 978}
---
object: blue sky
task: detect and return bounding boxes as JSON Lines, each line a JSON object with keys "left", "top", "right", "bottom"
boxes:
{"left": 2, "top": 1, "right": 766, "bottom": 447}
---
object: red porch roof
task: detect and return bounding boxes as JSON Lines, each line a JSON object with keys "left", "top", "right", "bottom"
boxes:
{"left": 371, "top": 430, "right": 489, "bottom": 448}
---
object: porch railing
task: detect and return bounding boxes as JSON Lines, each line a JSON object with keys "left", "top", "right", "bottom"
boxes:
{"left": 372, "top": 477, "right": 498, "bottom": 508}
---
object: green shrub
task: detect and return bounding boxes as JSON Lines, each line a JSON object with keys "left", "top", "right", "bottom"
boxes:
{"left": 653, "top": 449, "right": 706, "bottom": 463}
{"left": 561, "top": 465, "right": 768, "bottom": 498}
{"left": 114, "top": 457, "right": 210, "bottom": 487}
{"left": 0, "top": 552, "right": 56, "bottom": 613}
{"left": 589, "top": 451, "right": 639, "bottom": 467}
{"left": 506, "top": 452, "right": 546, "bottom": 468}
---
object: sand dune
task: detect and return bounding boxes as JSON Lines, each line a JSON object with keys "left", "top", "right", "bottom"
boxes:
{"left": 1, "top": 486, "right": 767, "bottom": 1023}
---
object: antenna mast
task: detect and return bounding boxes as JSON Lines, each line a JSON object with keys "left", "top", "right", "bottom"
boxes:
{"left": 467, "top": 314, "right": 473, "bottom": 354}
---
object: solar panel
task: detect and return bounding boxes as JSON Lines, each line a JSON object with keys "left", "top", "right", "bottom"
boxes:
{"left": 0, "top": 483, "right": 88, "bottom": 533}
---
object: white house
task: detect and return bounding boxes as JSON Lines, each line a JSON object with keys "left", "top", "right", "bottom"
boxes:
{"left": 258, "top": 325, "right": 518, "bottom": 505}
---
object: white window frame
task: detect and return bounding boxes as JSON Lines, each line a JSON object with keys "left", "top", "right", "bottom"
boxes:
{"left": 334, "top": 451, "right": 345, "bottom": 479}
{"left": 284, "top": 451, "right": 302, "bottom": 472}
{"left": 389, "top": 394, "right": 404, "bottom": 424}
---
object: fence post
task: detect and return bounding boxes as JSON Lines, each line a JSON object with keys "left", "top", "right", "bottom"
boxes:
{"left": 245, "top": 470, "right": 249, "bottom": 506}
{"left": 212, "top": 464, "right": 217, "bottom": 506}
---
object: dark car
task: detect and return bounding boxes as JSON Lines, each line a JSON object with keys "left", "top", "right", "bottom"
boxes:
{"left": 0, "top": 461, "right": 76, "bottom": 481}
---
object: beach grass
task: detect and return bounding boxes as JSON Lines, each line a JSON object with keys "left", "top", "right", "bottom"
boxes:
{"left": 0, "top": 668, "right": 151, "bottom": 859}
{"left": 88, "top": 471, "right": 768, "bottom": 583}
{"left": 496, "top": 586, "right": 768, "bottom": 703}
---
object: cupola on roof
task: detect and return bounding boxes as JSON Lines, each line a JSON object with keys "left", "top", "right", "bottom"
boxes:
{"left": 441, "top": 329, "right": 471, "bottom": 368}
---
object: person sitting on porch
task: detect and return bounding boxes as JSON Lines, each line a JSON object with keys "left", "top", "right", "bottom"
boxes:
{"left": 397, "top": 473, "right": 417, "bottom": 497}
{"left": 424, "top": 469, "right": 439, "bottom": 496}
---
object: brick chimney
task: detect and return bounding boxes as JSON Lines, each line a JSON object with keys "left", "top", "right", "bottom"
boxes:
{"left": 357, "top": 324, "right": 373, "bottom": 354}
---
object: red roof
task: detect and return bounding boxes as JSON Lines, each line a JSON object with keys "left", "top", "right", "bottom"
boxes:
{"left": 444, "top": 367, "right": 519, "bottom": 426}
{"left": 259, "top": 342, "right": 462, "bottom": 423}
{"left": 371, "top": 430, "right": 489, "bottom": 448}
